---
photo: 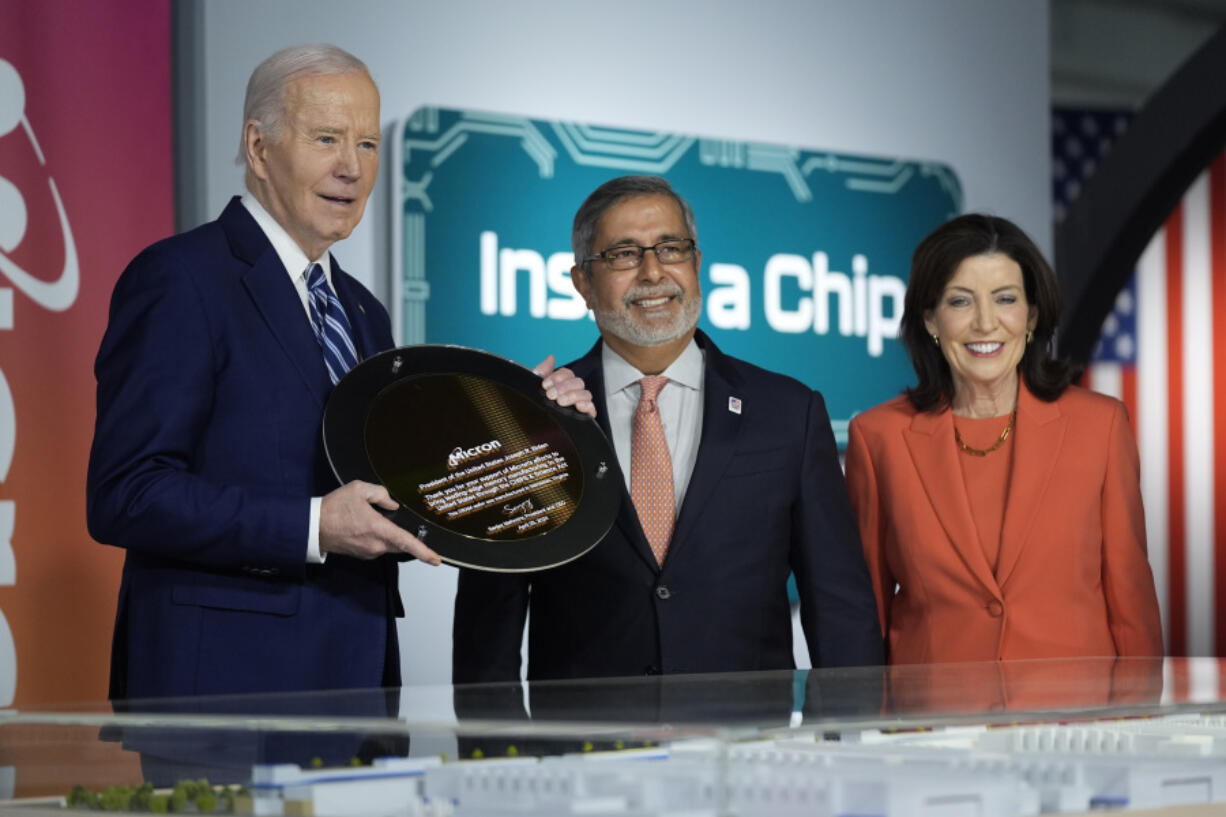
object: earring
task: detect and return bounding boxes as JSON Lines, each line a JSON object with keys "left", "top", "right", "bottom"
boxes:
{"left": 931, "top": 333, "right": 940, "bottom": 346}
{"left": 1026, "top": 330, "right": 1034, "bottom": 344}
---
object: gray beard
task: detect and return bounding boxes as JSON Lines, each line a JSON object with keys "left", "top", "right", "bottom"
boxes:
{"left": 592, "top": 289, "right": 702, "bottom": 348}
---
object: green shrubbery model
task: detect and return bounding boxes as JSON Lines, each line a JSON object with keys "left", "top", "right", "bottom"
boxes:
{"left": 66, "top": 779, "right": 245, "bottom": 813}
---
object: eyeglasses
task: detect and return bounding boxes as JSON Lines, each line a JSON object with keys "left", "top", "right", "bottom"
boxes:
{"left": 584, "top": 238, "right": 697, "bottom": 271}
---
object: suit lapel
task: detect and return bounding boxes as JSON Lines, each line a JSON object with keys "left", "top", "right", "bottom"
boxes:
{"left": 220, "top": 198, "right": 330, "bottom": 409}
{"left": 329, "top": 258, "right": 379, "bottom": 360}
{"left": 904, "top": 408, "right": 1001, "bottom": 598}
{"left": 572, "top": 341, "right": 661, "bottom": 573}
{"left": 995, "top": 384, "right": 1065, "bottom": 588}
{"left": 668, "top": 337, "right": 742, "bottom": 563}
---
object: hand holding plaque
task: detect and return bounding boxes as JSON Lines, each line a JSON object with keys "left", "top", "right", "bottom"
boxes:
{"left": 323, "top": 346, "right": 622, "bottom": 572}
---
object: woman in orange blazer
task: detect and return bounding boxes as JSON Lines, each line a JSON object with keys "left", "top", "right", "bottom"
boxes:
{"left": 845, "top": 214, "right": 1162, "bottom": 665}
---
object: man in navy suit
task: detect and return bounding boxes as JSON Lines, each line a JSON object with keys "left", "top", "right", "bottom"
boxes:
{"left": 87, "top": 44, "right": 591, "bottom": 702}
{"left": 453, "top": 176, "right": 883, "bottom": 684}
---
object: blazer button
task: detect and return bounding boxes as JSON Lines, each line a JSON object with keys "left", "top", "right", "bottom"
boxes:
{"left": 986, "top": 601, "right": 1004, "bottom": 617}
{"left": 644, "top": 666, "right": 660, "bottom": 675}
{"left": 655, "top": 585, "right": 672, "bottom": 600}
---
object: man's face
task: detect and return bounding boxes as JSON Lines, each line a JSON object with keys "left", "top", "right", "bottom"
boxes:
{"left": 572, "top": 193, "right": 702, "bottom": 356}
{"left": 247, "top": 71, "right": 380, "bottom": 260}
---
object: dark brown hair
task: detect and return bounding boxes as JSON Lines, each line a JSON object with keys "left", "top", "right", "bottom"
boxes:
{"left": 900, "top": 213, "right": 1075, "bottom": 411}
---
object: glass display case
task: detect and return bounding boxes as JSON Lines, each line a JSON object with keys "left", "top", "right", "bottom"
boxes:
{"left": 2, "top": 657, "right": 1225, "bottom": 815}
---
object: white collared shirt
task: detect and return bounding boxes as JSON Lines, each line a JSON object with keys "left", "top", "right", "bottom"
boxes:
{"left": 602, "top": 339, "right": 705, "bottom": 514}
{"left": 239, "top": 193, "right": 330, "bottom": 564}
{"left": 240, "top": 192, "right": 337, "bottom": 323}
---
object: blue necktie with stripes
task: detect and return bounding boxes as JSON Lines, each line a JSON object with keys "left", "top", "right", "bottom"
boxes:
{"left": 306, "top": 263, "right": 359, "bottom": 385}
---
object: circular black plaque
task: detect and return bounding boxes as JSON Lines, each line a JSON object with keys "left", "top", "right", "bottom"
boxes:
{"left": 323, "top": 346, "right": 622, "bottom": 572}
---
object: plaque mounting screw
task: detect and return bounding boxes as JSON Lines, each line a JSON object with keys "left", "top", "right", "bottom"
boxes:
{"left": 596, "top": 461, "right": 608, "bottom": 478}
{"left": 391, "top": 356, "right": 403, "bottom": 374}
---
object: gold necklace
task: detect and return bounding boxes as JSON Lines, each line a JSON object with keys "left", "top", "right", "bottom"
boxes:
{"left": 954, "top": 408, "right": 1017, "bottom": 457}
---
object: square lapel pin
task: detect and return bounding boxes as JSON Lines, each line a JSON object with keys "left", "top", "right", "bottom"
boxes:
{"left": 728, "top": 396, "right": 742, "bottom": 415}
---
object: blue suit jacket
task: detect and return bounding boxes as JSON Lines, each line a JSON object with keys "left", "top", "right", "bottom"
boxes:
{"left": 452, "top": 331, "right": 882, "bottom": 683}
{"left": 87, "top": 198, "right": 400, "bottom": 699}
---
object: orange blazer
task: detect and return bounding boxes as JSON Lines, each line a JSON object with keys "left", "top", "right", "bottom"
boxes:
{"left": 845, "top": 383, "right": 1163, "bottom": 664}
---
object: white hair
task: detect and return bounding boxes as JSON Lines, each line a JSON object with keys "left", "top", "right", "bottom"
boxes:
{"left": 236, "top": 43, "right": 371, "bottom": 165}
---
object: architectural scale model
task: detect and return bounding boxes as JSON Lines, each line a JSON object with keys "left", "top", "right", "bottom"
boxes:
{"left": 233, "top": 713, "right": 1226, "bottom": 816}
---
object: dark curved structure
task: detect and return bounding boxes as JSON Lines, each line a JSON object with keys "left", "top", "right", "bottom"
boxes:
{"left": 1056, "top": 24, "right": 1226, "bottom": 364}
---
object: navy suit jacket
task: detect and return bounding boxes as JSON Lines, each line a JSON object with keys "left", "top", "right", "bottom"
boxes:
{"left": 453, "top": 331, "right": 882, "bottom": 683}
{"left": 87, "top": 198, "right": 400, "bottom": 699}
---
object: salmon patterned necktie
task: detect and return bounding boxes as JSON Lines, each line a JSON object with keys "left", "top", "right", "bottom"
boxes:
{"left": 631, "top": 376, "right": 674, "bottom": 565}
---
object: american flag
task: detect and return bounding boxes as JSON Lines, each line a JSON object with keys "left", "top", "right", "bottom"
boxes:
{"left": 1063, "top": 107, "right": 1226, "bottom": 657}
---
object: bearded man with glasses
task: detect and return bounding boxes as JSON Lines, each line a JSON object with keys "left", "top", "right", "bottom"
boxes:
{"left": 453, "top": 175, "right": 882, "bottom": 687}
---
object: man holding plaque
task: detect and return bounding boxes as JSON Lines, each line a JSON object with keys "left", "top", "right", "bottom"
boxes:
{"left": 87, "top": 44, "right": 591, "bottom": 702}
{"left": 454, "top": 175, "right": 883, "bottom": 683}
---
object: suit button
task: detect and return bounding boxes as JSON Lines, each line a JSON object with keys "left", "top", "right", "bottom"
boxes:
{"left": 655, "top": 585, "right": 671, "bottom": 600}
{"left": 644, "top": 666, "right": 660, "bottom": 675}
{"left": 986, "top": 601, "right": 1004, "bottom": 617}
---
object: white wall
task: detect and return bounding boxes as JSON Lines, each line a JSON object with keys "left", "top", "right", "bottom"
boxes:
{"left": 190, "top": 0, "right": 1050, "bottom": 685}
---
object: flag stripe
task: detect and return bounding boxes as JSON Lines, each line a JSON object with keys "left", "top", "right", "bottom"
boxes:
{"left": 1089, "top": 362, "right": 1122, "bottom": 399}
{"left": 1120, "top": 368, "right": 1137, "bottom": 429}
{"left": 1183, "top": 174, "right": 1214, "bottom": 656}
{"left": 1136, "top": 230, "right": 1169, "bottom": 643}
{"left": 1166, "top": 201, "right": 1187, "bottom": 656}
{"left": 1213, "top": 153, "right": 1226, "bottom": 656}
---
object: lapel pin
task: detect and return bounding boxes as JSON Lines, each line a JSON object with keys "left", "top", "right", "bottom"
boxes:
{"left": 728, "top": 396, "right": 742, "bottom": 415}
{"left": 358, "top": 303, "right": 366, "bottom": 314}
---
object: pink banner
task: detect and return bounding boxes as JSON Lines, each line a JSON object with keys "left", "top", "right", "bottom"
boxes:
{"left": 0, "top": 0, "right": 173, "bottom": 705}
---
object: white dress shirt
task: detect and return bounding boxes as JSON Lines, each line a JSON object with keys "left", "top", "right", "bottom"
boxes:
{"left": 240, "top": 193, "right": 332, "bottom": 564}
{"left": 602, "top": 339, "right": 705, "bottom": 515}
